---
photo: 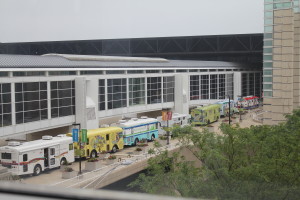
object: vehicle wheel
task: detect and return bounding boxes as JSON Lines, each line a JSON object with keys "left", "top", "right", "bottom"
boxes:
{"left": 60, "top": 157, "right": 67, "bottom": 165}
{"left": 134, "top": 138, "right": 139, "bottom": 146}
{"left": 33, "top": 164, "right": 42, "bottom": 176}
{"left": 111, "top": 145, "right": 118, "bottom": 153}
{"left": 151, "top": 134, "right": 155, "bottom": 141}
{"left": 90, "top": 150, "right": 97, "bottom": 158}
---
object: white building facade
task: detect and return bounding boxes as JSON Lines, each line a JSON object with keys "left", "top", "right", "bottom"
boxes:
{"left": 0, "top": 54, "right": 261, "bottom": 139}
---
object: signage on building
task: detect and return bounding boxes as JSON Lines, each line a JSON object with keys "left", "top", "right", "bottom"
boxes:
{"left": 81, "top": 129, "right": 88, "bottom": 143}
{"left": 162, "top": 111, "right": 172, "bottom": 121}
{"left": 72, "top": 128, "right": 79, "bottom": 142}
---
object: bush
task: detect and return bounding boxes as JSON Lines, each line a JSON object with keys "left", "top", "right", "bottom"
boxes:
{"left": 87, "top": 158, "right": 99, "bottom": 162}
{"left": 108, "top": 155, "right": 116, "bottom": 160}
{"left": 64, "top": 167, "right": 74, "bottom": 172}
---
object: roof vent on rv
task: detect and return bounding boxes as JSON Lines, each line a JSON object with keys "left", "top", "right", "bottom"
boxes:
{"left": 118, "top": 120, "right": 127, "bottom": 123}
{"left": 132, "top": 118, "right": 138, "bottom": 121}
{"left": 42, "top": 135, "right": 53, "bottom": 140}
{"left": 56, "top": 134, "right": 66, "bottom": 137}
{"left": 8, "top": 141, "right": 21, "bottom": 146}
{"left": 101, "top": 124, "right": 109, "bottom": 128}
{"left": 141, "top": 116, "right": 148, "bottom": 119}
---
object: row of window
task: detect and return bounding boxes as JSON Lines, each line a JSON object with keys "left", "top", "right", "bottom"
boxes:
{"left": 190, "top": 74, "right": 234, "bottom": 100}
{"left": 98, "top": 77, "right": 175, "bottom": 110}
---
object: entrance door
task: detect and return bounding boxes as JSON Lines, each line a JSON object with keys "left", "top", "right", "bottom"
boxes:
{"left": 48, "top": 145, "right": 59, "bottom": 169}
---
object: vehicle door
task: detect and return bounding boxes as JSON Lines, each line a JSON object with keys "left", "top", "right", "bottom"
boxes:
{"left": 48, "top": 145, "right": 59, "bottom": 168}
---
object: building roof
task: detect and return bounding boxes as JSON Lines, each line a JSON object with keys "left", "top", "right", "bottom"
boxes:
{"left": 0, "top": 54, "right": 246, "bottom": 69}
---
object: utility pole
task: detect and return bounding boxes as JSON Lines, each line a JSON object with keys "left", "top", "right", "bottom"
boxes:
{"left": 228, "top": 95, "right": 231, "bottom": 125}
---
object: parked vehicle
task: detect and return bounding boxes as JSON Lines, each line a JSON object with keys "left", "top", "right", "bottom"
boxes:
{"left": 216, "top": 99, "right": 238, "bottom": 117}
{"left": 115, "top": 116, "right": 159, "bottom": 146}
{"left": 0, "top": 135, "right": 74, "bottom": 176}
{"left": 157, "top": 113, "right": 191, "bottom": 135}
{"left": 191, "top": 104, "right": 221, "bottom": 125}
{"left": 67, "top": 127, "right": 124, "bottom": 158}
{"left": 237, "top": 96, "right": 260, "bottom": 109}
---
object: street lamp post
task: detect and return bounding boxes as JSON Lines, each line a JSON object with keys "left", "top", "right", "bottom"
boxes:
{"left": 228, "top": 95, "right": 231, "bottom": 125}
{"left": 72, "top": 123, "right": 82, "bottom": 175}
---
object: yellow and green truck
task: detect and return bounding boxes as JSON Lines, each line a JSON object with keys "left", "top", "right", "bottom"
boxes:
{"left": 191, "top": 104, "right": 221, "bottom": 125}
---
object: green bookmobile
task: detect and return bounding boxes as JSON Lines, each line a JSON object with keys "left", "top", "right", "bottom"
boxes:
{"left": 191, "top": 104, "right": 221, "bottom": 125}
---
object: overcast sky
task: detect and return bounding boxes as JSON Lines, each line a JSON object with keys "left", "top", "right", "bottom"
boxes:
{"left": 0, "top": 0, "right": 263, "bottom": 43}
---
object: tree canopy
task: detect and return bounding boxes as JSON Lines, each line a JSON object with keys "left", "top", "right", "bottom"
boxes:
{"left": 129, "top": 110, "right": 300, "bottom": 200}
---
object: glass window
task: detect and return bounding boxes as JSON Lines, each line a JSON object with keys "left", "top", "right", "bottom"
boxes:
{"left": 264, "top": 11, "right": 273, "bottom": 18}
{"left": 264, "top": 55, "right": 273, "bottom": 61}
{"left": 23, "top": 154, "right": 28, "bottom": 161}
{"left": 147, "top": 77, "right": 162, "bottom": 104}
{"left": 163, "top": 76, "right": 175, "bottom": 103}
{"left": 51, "top": 80, "right": 75, "bottom": 118}
{"left": 264, "top": 70, "right": 273, "bottom": 75}
{"left": 264, "top": 48, "right": 272, "bottom": 53}
{"left": 264, "top": 26, "right": 273, "bottom": 32}
{"left": 80, "top": 71, "right": 103, "bottom": 75}
{"left": 189, "top": 69, "right": 198, "bottom": 72}
{"left": 127, "top": 70, "right": 144, "bottom": 74}
{"left": 201, "top": 75, "right": 209, "bottom": 100}
{"left": 15, "top": 82, "right": 47, "bottom": 124}
{"left": 129, "top": 78, "right": 145, "bottom": 106}
{"left": 13, "top": 71, "right": 45, "bottom": 76}
{"left": 107, "top": 78, "right": 127, "bottom": 109}
{"left": 50, "top": 148, "right": 55, "bottom": 156}
{"left": 265, "top": 4, "right": 273, "bottom": 10}
{"left": 264, "top": 84, "right": 273, "bottom": 90}
{"left": 263, "top": 62, "right": 273, "bottom": 68}
{"left": 0, "top": 72, "right": 9, "bottom": 77}
{"left": 263, "top": 77, "right": 273, "bottom": 82}
{"left": 146, "top": 70, "right": 160, "bottom": 73}
{"left": 264, "top": 33, "right": 273, "bottom": 39}
{"left": 176, "top": 70, "right": 187, "bottom": 73}
{"left": 49, "top": 71, "right": 76, "bottom": 76}
{"left": 98, "top": 79, "right": 106, "bottom": 111}
{"left": 0, "top": 83, "right": 12, "bottom": 126}
{"left": 255, "top": 73, "right": 262, "bottom": 97}
{"left": 1, "top": 153, "right": 11, "bottom": 159}
{"left": 69, "top": 144, "right": 73, "bottom": 150}
{"left": 106, "top": 70, "right": 125, "bottom": 74}
{"left": 190, "top": 75, "right": 199, "bottom": 100}
{"left": 242, "top": 73, "right": 249, "bottom": 97}
{"left": 264, "top": 91, "right": 273, "bottom": 97}
{"left": 219, "top": 74, "right": 226, "bottom": 99}
{"left": 210, "top": 75, "right": 218, "bottom": 99}
{"left": 264, "top": 40, "right": 273, "bottom": 46}
{"left": 162, "top": 70, "right": 174, "bottom": 73}
{"left": 265, "top": 18, "right": 273, "bottom": 25}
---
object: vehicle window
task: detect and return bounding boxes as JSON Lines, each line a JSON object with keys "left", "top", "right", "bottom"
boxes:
{"left": 106, "top": 134, "right": 109, "bottom": 140}
{"left": 23, "top": 154, "right": 28, "bottom": 161}
{"left": 69, "top": 143, "right": 73, "bottom": 150}
{"left": 50, "top": 158, "right": 55, "bottom": 165}
{"left": 50, "top": 148, "right": 55, "bottom": 155}
{"left": 1, "top": 153, "right": 11, "bottom": 159}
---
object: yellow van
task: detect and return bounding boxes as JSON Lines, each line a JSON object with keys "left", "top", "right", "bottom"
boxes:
{"left": 67, "top": 127, "right": 124, "bottom": 158}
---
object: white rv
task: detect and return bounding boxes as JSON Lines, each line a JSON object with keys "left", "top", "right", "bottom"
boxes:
{"left": 0, "top": 135, "right": 74, "bottom": 176}
{"left": 157, "top": 113, "right": 191, "bottom": 135}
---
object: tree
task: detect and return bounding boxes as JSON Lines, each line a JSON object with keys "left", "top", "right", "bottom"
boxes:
{"left": 129, "top": 110, "right": 300, "bottom": 200}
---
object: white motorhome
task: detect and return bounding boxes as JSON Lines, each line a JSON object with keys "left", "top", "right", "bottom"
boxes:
{"left": 157, "top": 113, "right": 191, "bottom": 135}
{"left": 0, "top": 135, "right": 74, "bottom": 176}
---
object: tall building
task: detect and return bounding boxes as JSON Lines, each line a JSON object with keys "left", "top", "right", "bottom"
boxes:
{"left": 263, "top": 0, "right": 300, "bottom": 124}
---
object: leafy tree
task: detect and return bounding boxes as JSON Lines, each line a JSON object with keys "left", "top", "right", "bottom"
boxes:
{"left": 129, "top": 109, "right": 300, "bottom": 200}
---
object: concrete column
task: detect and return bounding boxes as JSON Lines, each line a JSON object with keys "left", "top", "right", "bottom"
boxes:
{"left": 75, "top": 77, "right": 87, "bottom": 129}
{"left": 86, "top": 77, "right": 99, "bottom": 129}
{"left": 174, "top": 74, "right": 189, "bottom": 114}
{"left": 234, "top": 72, "right": 242, "bottom": 101}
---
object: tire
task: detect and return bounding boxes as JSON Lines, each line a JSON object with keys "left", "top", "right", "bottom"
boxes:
{"left": 90, "top": 150, "right": 97, "bottom": 158}
{"left": 33, "top": 164, "right": 42, "bottom": 176}
{"left": 151, "top": 134, "right": 155, "bottom": 141}
{"left": 60, "top": 157, "right": 67, "bottom": 165}
{"left": 111, "top": 145, "right": 118, "bottom": 153}
{"left": 134, "top": 138, "right": 139, "bottom": 146}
